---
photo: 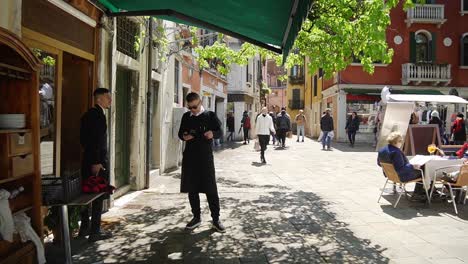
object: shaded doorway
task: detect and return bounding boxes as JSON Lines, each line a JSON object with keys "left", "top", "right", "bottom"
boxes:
{"left": 115, "top": 67, "right": 131, "bottom": 188}
{"left": 61, "top": 52, "right": 92, "bottom": 177}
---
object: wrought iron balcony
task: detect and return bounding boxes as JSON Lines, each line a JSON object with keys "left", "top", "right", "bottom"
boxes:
{"left": 406, "top": 4, "right": 446, "bottom": 28}
{"left": 402, "top": 63, "right": 451, "bottom": 86}
{"left": 288, "top": 75, "right": 305, "bottom": 84}
{"left": 288, "top": 100, "right": 304, "bottom": 110}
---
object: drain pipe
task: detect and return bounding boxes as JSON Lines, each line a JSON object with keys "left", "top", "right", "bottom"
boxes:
{"left": 145, "top": 19, "right": 153, "bottom": 189}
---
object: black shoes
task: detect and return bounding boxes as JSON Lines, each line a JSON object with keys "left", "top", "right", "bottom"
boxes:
{"left": 261, "top": 157, "right": 267, "bottom": 164}
{"left": 78, "top": 226, "right": 90, "bottom": 238}
{"left": 212, "top": 220, "right": 226, "bottom": 233}
{"left": 88, "top": 231, "right": 112, "bottom": 243}
{"left": 185, "top": 217, "right": 201, "bottom": 230}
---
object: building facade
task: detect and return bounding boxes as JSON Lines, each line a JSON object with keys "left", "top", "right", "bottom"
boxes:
{"left": 226, "top": 37, "right": 262, "bottom": 140}
{"left": 319, "top": 0, "right": 468, "bottom": 142}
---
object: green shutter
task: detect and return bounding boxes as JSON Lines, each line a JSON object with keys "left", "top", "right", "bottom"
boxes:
{"left": 410, "top": 32, "right": 416, "bottom": 63}
{"left": 431, "top": 32, "right": 437, "bottom": 63}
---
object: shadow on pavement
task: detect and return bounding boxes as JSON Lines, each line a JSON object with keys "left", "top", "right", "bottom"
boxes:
{"left": 330, "top": 142, "right": 377, "bottom": 153}
{"left": 61, "top": 179, "right": 390, "bottom": 264}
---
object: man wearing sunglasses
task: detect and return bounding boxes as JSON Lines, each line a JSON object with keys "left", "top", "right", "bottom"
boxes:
{"left": 178, "top": 92, "right": 225, "bottom": 233}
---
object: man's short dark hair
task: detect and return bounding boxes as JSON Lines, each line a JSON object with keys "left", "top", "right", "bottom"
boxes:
{"left": 93, "top": 88, "right": 110, "bottom": 97}
{"left": 186, "top": 92, "right": 200, "bottom": 102}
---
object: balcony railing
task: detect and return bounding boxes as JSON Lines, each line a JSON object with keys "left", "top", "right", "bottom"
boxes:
{"left": 406, "top": 4, "right": 446, "bottom": 28}
{"left": 402, "top": 63, "right": 451, "bottom": 86}
{"left": 288, "top": 100, "right": 304, "bottom": 110}
{"left": 288, "top": 75, "right": 305, "bottom": 84}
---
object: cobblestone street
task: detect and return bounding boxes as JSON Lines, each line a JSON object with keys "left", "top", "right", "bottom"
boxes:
{"left": 72, "top": 139, "right": 468, "bottom": 264}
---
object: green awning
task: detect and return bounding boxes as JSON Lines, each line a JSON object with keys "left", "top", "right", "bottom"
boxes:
{"left": 95, "top": 0, "right": 312, "bottom": 59}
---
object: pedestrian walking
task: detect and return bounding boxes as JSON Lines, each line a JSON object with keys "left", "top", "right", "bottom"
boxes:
{"left": 295, "top": 110, "right": 307, "bottom": 142}
{"left": 269, "top": 112, "right": 277, "bottom": 145}
{"left": 241, "top": 111, "right": 251, "bottom": 145}
{"left": 178, "top": 92, "right": 225, "bottom": 233}
{"left": 276, "top": 107, "right": 291, "bottom": 148}
{"left": 345, "top": 112, "right": 360, "bottom": 147}
{"left": 256, "top": 107, "right": 276, "bottom": 164}
{"left": 79, "top": 88, "right": 113, "bottom": 242}
{"left": 451, "top": 113, "right": 466, "bottom": 145}
{"left": 320, "top": 109, "right": 334, "bottom": 151}
{"left": 226, "top": 112, "right": 235, "bottom": 142}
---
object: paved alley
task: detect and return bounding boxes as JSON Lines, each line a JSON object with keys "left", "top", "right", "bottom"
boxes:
{"left": 72, "top": 139, "right": 468, "bottom": 264}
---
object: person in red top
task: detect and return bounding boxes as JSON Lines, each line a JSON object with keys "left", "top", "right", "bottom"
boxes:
{"left": 452, "top": 113, "right": 466, "bottom": 145}
{"left": 241, "top": 111, "right": 251, "bottom": 145}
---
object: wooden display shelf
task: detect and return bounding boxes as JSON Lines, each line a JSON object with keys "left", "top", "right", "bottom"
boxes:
{"left": 0, "top": 63, "right": 31, "bottom": 74}
{"left": 0, "top": 241, "right": 35, "bottom": 264}
{"left": 0, "top": 129, "right": 30, "bottom": 134}
{"left": 0, "top": 173, "right": 33, "bottom": 185}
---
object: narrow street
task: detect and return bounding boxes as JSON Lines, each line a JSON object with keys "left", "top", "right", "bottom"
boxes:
{"left": 71, "top": 139, "right": 468, "bottom": 264}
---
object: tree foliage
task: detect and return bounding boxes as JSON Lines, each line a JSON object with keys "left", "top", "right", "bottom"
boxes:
{"left": 192, "top": 0, "right": 420, "bottom": 77}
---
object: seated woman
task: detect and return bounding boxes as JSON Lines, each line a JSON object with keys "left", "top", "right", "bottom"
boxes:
{"left": 377, "top": 132, "right": 426, "bottom": 197}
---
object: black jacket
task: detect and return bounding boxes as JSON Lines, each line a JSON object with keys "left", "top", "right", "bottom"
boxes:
{"left": 320, "top": 114, "right": 334, "bottom": 132}
{"left": 80, "top": 105, "right": 108, "bottom": 166}
{"left": 276, "top": 114, "right": 291, "bottom": 131}
{"left": 178, "top": 110, "right": 222, "bottom": 193}
{"left": 345, "top": 116, "right": 360, "bottom": 132}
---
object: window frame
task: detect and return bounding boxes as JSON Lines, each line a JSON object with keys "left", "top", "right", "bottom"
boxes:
{"left": 463, "top": 0, "right": 468, "bottom": 13}
{"left": 462, "top": 33, "right": 468, "bottom": 67}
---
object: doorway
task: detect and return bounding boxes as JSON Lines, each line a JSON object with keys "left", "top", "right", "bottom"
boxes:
{"left": 115, "top": 67, "right": 131, "bottom": 188}
{"left": 150, "top": 81, "right": 161, "bottom": 170}
{"left": 61, "top": 52, "right": 91, "bottom": 176}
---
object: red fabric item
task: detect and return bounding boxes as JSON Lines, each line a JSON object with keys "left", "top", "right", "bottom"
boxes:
{"left": 456, "top": 143, "right": 468, "bottom": 158}
{"left": 82, "top": 176, "right": 116, "bottom": 194}
{"left": 453, "top": 119, "right": 464, "bottom": 134}
{"left": 244, "top": 117, "right": 251, "bottom": 129}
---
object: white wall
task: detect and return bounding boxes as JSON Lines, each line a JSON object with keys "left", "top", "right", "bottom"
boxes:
{"left": 0, "top": 0, "right": 22, "bottom": 37}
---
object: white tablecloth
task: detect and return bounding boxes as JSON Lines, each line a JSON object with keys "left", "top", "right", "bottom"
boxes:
{"left": 423, "top": 158, "right": 463, "bottom": 189}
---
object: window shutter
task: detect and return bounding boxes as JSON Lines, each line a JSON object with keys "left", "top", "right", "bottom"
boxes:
{"left": 410, "top": 32, "right": 416, "bottom": 63}
{"left": 462, "top": 36, "right": 467, "bottom": 66}
{"left": 431, "top": 32, "right": 437, "bottom": 63}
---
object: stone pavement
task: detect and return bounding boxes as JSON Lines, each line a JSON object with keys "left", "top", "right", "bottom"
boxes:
{"left": 70, "top": 138, "right": 468, "bottom": 264}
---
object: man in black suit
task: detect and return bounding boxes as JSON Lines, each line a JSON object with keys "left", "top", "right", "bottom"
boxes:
{"left": 79, "top": 88, "right": 112, "bottom": 242}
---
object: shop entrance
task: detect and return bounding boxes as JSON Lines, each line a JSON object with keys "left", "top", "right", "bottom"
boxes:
{"left": 61, "top": 52, "right": 92, "bottom": 177}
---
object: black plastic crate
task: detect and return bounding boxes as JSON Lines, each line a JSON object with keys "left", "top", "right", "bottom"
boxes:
{"left": 42, "top": 170, "right": 81, "bottom": 205}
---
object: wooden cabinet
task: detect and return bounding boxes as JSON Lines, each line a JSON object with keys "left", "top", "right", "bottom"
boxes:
{"left": 0, "top": 27, "right": 42, "bottom": 264}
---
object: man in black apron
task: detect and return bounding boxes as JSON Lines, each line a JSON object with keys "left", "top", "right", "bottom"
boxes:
{"left": 79, "top": 88, "right": 113, "bottom": 242}
{"left": 178, "top": 92, "right": 225, "bottom": 233}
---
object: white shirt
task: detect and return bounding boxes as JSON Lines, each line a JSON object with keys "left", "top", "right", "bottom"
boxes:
{"left": 190, "top": 106, "right": 205, "bottom": 117}
{"left": 255, "top": 114, "right": 276, "bottom": 135}
{"left": 39, "top": 83, "right": 53, "bottom": 101}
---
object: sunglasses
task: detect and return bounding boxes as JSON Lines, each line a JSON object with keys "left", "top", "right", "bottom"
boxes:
{"left": 187, "top": 102, "right": 200, "bottom": 110}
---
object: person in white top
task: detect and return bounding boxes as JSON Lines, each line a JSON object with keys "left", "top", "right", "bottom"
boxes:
{"left": 256, "top": 107, "right": 276, "bottom": 164}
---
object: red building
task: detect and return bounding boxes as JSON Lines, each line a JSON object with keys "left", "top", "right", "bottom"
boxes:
{"left": 321, "top": 0, "right": 468, "bottom": 142}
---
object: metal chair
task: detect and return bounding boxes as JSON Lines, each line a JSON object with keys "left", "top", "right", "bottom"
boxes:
{"left": 430, "top": 164, "right": 468, "bottom": 215}
{"left": 378, "top": 162, "right": 430, "bottom": 208}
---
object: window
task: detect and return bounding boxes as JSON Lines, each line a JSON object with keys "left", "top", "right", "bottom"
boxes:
{"left": 117, "top": 17, "right": 139, "bottom": 60}
{"left": 313, "top": 75, "right": 318, "bottom": 97}
{"left": 174, "top": 60, "right": 180, "bottom": 103}
{"left": 291, "top": 65, "right": 298, "bottom": 76}
{"left": 464, "top": 0, "right": 468, "bottom": 12}
{"left": 416, "top": 33, "right": 430, "bottom": 63}
{"left": 410, "top": 31, "right": 436, "bottom": 63}
{"left": 462, "top": 34, "right": 468, "bottom": 66}
{"left": 246, "top": 64, "right": 249, "bottom": 82}
{"left": 319, "top": 68, "right": 324, "bottom": 78}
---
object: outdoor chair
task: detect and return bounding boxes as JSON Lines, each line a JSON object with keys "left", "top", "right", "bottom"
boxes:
{"left": 378, "top": 162, "right": 430, "bottom": 208}
{"left": 431, "top": 165, "right": 468, "bottom": 215}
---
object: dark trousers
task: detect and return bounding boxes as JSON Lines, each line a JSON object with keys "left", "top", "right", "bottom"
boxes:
{"left": 189, "top": 192, "right": 220, "bottom": 221}
{"left": 80, "top": 196, "right": 105, "bottom": 234}
{"left": 258, "top": 135, "right": 270, "bottom": 159}
{"left": 347, "top": 130, "right": 356, "bottom": 145}
{"left": 277, "top": 129, "right": 287, "bottom": 146}
{"left": 243, "top": 128, "right": 250, "bottom": 142}
{"left": 227, "top": 131, "right": 234, "bottom": 141}
{"left": 80, "top": 160, "right": 108, "bottom": 234}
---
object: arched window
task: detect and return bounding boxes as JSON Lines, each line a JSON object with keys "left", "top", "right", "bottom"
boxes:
{"left": 462, "top": 34, "right": 468, "bottom": 66}
{"left": 416, "top": 32, "right": 430, "bottom": 63}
